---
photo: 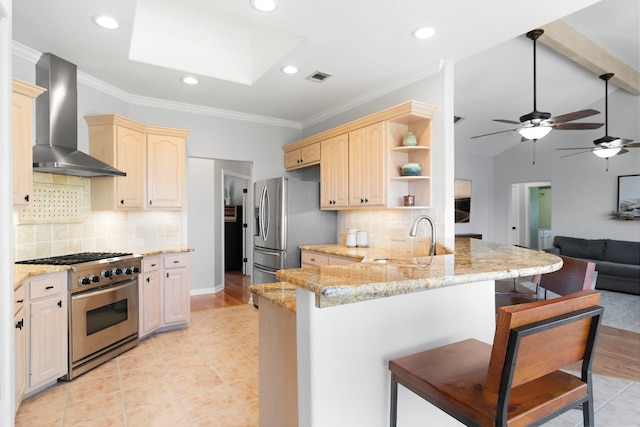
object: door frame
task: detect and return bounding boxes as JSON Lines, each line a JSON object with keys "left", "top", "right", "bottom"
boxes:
{"left": 509, "top": 181, "right": 551, "bottom": 248}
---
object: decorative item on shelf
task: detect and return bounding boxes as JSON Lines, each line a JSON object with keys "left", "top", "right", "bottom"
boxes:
{"left": 402, "top": 131, "right": 417, "bottom": 146}
{"left": 356, "top": 230, "right": 369, "bottom": 247}
{"left": 401, "top": 163, "right": 421, "bottom": 176}
{"left": 403, "top": 195, "right": 415, "bottom": 206}
{"left": 346, "top": 228, "right": 358, "bottom": 247}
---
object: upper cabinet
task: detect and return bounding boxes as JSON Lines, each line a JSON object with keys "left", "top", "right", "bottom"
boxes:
{"left": 283, "top": 141, "right": 321, "bottom": 170}
{"left": 86, "top": 114, "right": 189, "bottom": 210}
{"left": 284, "top": 100, "right": 436, "bottom": 210}
{"left": 12, "top": 79, "right": 46, "bottom": 207}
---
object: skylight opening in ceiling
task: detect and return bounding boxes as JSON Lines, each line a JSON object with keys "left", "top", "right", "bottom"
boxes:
{"left": 129, "top": 0, "right": 304, "bottom": 86}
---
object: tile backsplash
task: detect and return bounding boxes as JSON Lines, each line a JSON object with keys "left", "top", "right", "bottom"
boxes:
{"left": 338, "top": 207, "right": 444, "bottom": 252}
{"left": 14, "top": 173, "right": 183, "bottom": 260}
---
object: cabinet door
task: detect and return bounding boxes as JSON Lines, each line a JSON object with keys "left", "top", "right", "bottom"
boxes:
{"left": 12, "top": 91, "right": 34, "bottom": 206}
{"left": 147, "top": 134, "right": 185, "bottom": 209}
{"left": 300, "top": 143, "right": 321, "bottom": 166}
{"left": 116, "top": 126, "right": 146, "bottom": 209}
{"left": 163, "top": 268, "right": 190, "bottom": 326}
{"left": 15, "top": 308, "right": 26, "bottom": 410}
{"left": 364, "top": 122, "right": 386, "bottom": 206}
{"left": 284, "top": 149, "right": 302, "bottom": 170}
{"left": 140, "top": 268, "right": 162, "bottom": 338}
{"left": 348, "top": 123, "right": 385, "bottom": 207}
{"left": 321, "top": 134, "right": 349, "bottom": 209}
{"left": 29, "top": 297, "right": 66, "bottom": 388}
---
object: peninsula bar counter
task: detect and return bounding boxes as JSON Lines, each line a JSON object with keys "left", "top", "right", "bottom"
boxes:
{"left": 251, "top": 239, "right": 562, "bottom": 427}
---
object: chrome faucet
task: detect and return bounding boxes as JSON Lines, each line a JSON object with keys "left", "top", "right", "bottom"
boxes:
{"left": 409, "top": 215, "right": 437, "bottom": 256}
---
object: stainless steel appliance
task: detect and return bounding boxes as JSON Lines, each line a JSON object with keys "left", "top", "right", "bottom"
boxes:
{"left": 17, "top": 252, "right": 141, "bottom": 380}
{"left": 253, "top": 177, "right": 337, "bottom": 284}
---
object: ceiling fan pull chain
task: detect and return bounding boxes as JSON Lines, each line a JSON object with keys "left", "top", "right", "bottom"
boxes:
{"left": 532, "top": 139, "right": 536, "bottom": 165}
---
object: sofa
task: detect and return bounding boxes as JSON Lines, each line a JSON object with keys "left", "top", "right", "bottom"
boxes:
{"left": 544, "top": 236, "right": 640, "bottom": 295}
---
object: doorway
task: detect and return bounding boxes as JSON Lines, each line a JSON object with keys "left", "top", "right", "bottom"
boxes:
{"left": 509, "top": 181, "right": 552, "bottom": 249}
{"left": 222, "top": 170, "right": 251, "bottom": 276}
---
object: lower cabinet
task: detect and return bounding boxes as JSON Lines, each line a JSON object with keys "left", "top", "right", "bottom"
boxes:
{"left": 301, "top": 250, "right": 360, "bottom": 268}
{"left": 14, "top": 285, "right": 27, "bottom": 412}
{"left": 139, "top": 252, "right": 190, "bottom": 338}
{"left": 25, "top": 271, "right": 68, "bottom": 394}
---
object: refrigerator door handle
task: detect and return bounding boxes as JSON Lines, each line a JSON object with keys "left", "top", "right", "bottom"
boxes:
{"left": 254, "top": 263, "right": 278, "bottom": 275}
{"left": 254, "top": 247, "right": 283, "bottom": 257}
{"left": 259, "top": 185, "right": 270, "bottom": 242}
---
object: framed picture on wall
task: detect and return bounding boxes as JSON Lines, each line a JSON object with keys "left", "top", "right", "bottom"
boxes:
{"left": 617, "top": 174, "right": 640, "bottom": 217}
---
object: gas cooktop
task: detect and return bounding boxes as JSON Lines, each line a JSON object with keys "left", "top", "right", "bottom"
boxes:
{"left": 16, "top": 252, "right": 133, "bottom": 266}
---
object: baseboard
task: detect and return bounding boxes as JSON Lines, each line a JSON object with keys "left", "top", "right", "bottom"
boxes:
{"left": 190, "top": 286, "right": 223, "bottom": 296}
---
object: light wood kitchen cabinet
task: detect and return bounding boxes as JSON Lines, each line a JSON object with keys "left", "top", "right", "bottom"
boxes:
{"left": 12, "top": 79, "right": 46, "bottom": 207}
{"left": 139, "top": 252, "right": 190, "bottom": 337}
{"left": 301, "top": 250, "right": 359, "bottom": 268}
{"left": 162, "top": 253, "right": 190, "bottom": 326}
{"left": 284, "top": 100, "right": 436, "bottom": 210}
{"left": 146, "top": 131, "right": 186, "bottom": 209}
{"left": 26, "top": 271, "right": 67, "bottom": 392}
{"left": 320, "top": 134, "right": 349, "bottom": 209}
{"left": 283, "top": 141, "right": 321, "bottom": 170}
{"left": 87, "top": 115, "right": 146, "bottom": 210}
{"left": 86, "top": 114, "right": 189, "bottom": 210}
{"left": 140, "top": 256, "right": 162, "bottom": 338}
{"left": 349, "top": 122, "right": 386, "bottom": 207}
{"left": 14, "top": 284, "right": 27, "bottom": 412}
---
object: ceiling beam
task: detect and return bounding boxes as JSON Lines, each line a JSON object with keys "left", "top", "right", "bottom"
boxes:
{"left": 540, "top": 19, "right": 640, "bottom": 96}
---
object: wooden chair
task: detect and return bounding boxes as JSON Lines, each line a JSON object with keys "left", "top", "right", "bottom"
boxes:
{"left": 495, "top": 255, "right": 597, "bottom": 308}
{"left": 389, "top": 290, "right": 603, "bottom": 427}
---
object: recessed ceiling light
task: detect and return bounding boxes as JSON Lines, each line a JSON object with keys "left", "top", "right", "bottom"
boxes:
{"left": 251, "top": 0, "right": 276, "bottom": 12}
{"left": 281, "top": 65, "right": 298, "bottom": 75}
{"left": 412, "top": 26, "right": 435, "bottom": 40}
{"left": 92, "top": 15, "right": 120, "bottom": 30}
{"left": 182, "top": 76, "right": 199, "bottom": 85}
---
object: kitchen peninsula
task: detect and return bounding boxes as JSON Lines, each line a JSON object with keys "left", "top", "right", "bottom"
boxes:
{"left": 250, "top": 238, "right": 562, "bottom": 426}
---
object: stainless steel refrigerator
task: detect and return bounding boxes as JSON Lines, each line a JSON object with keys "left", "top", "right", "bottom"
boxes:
{"left": 252, "top": 177, "right": 337, "bottom": 284}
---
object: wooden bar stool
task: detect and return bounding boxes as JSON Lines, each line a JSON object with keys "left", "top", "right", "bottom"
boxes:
{"left": 389, "top": 290, "right": 603, "bottom": 426}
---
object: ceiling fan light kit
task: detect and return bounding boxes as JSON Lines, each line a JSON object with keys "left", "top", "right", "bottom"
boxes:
{"left": 592, "top": 147, "right": 622, "bottom": 158}
{"left": 518, "top": 125, "right": 552, "bottom": 140}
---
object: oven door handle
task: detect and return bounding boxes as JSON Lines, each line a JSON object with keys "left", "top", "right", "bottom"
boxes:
{"left": 71, "top": 279, "right": 135, "bottom": 299}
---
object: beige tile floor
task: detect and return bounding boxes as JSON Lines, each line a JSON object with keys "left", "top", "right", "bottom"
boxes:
{"left": 15, "top": 305, "right": 259, "bottom": 427}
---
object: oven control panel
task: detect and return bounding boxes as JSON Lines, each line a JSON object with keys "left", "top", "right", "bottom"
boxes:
{"left": 71, "top": 256, "right": 142, "bottom": 292}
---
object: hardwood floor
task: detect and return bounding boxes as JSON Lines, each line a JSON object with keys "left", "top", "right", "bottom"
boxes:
{"left": 194, "top": 273, "right": 640, "bottom": 383}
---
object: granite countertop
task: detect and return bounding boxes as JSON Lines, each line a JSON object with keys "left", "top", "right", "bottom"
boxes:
{"left": 13, "top": 246, "right": 194, "bottom": 291}
{"left": 275, "top": 238, "right": 562, "bottom": 308}
{"left": 249, "top": 282, "right": 297, "bottom": 313}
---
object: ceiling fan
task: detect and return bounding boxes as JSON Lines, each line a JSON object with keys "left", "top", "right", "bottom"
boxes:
{"left": 557, "top": 73, "right": 639, "bottom": 164}
{"left": 471, "top": 29, "right": 604, "bottom": 143}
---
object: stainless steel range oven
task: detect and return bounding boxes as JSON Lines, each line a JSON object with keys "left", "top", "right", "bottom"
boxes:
{"left": 17, "top": 252, "right": 142, "bottom": 380}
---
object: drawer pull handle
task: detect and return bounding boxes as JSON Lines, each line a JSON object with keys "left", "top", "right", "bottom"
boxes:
{"left": 17, "top": 299, "right": 24, "bottom": 304}
{"left": 46, "top": 285, "right": 54, "bottom": 290}
{"left": 173, "top": 260, "right": 179, "bottom": 264}
{"left": 310, "top": 258, "right": 316, "bottom": 261}
{"left": 146, "top": 277, "right": 150, "bottom": 283}
{"left": 151, "top": 263, "right": 157, "bottom": 267}
{"left": 58, "top": 300, "right": 62, "bottom": 308}
{"left": 15, "top": 319, "right": 24, "bottom": 330}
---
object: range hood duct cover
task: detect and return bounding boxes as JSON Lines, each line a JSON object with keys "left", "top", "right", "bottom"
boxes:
{"left": 34, "top": 53, "right": 126, "bottom": 177}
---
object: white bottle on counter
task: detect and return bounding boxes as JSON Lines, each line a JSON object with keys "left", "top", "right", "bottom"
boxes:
{"left": 356, "top": 231, "right": 369, "bottom": 247}
{"left": 346, "top": 228, "right": 358, "bottom": 247}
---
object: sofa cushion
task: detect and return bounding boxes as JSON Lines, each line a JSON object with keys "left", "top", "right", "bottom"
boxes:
{"left": 554, "top": 236, "right": 606, "bottom": 260}
{"left": 603, "top": 239, "right": 640, "bottom": 265}
{"left": 595, "top": 260, "right": 640, "bottom": 280}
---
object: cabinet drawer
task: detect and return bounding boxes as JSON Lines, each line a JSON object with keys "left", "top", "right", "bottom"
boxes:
{"left": 143, "top": 257, "right": 161, "bottom": 272}
{"left": 14, "top": 285, "right": 26, "bottom": 314}
{"left": 29, "top": 275, "right": 64, "bottom": 299}
{"left": 164, "top": 253, "right": 189, "bottom": 269}
{"left": 301, "top": 252, "right": 330, "bottom": 267}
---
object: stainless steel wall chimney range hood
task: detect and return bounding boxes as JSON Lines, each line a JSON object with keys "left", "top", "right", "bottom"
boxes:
{"left": 33, "top": 53, "right": 126, "bottom": 177}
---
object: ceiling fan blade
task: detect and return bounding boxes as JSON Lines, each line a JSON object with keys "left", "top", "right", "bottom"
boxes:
{"left": 553, "top": 122, "right": 604, "bottom": 130}
{"left": 556, "top": 147, "right": 597, "bottom": 150}
{"left": 550, "top": 109, "right": 600, "bottom": 123}
{"left": 621, "top": 142, "right": 640, "bottom": 148}
{"left": 493, "top": 119, "right": 521, "bottom": 125}
{"left": 470, "top": 128, "right": 518, "bottom": 139}
{"left": 560, "top": 150, "right": 594, "bottom": 158}
{"left": 619, "top": 148, "right": 629, "bottom": 155}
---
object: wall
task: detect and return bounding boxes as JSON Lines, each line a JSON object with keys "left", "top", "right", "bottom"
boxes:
{"left": 492, "top": 87, "right": 640, "bottom": 244}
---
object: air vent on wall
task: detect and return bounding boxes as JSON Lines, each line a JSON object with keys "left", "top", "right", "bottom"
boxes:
{"left": 307, "top": 71, "right": 332, "bottom": 83}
